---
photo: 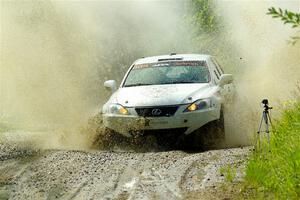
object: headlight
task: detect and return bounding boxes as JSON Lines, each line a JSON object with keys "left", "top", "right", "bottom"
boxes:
{"left": 108, "top": 104, "right": 130, "bottom": 115}
{"left": 184, "top": 98, "right": 212, "bottom": 112}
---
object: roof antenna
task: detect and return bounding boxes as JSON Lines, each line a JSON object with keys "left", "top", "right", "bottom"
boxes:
{"left": 170, "top": 53, "right": 176, "bottom": 56}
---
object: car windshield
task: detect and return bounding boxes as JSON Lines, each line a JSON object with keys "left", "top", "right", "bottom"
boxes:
{"left": 123, "top": 61, "right": 210, "bottom": 87}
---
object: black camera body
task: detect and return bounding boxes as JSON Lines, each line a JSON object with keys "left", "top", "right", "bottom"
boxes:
{"left": 262, "top": 99, "right": 272, "bottom": 111}
{"left": 262, "top": 99, "right": 268, "bottom": 105}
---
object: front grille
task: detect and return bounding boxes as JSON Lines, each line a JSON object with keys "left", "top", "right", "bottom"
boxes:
{"left": 135, "top": 106, "right": 179, "bottom": 117}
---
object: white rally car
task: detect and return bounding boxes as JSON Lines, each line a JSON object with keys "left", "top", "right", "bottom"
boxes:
{"left": 101, "top": 54, "right": 234, "bottom": 141}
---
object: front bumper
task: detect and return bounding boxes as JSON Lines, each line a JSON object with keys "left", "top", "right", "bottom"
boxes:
{"left": 102, "top": 105, "right": 220, "bottom": 137}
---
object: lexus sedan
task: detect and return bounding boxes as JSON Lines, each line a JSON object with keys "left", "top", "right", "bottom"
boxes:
{"left": 101, "top": 54, "right": 234, "bottom": 141}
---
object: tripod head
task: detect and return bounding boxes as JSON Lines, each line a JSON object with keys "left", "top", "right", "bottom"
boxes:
{"left": 262, "top": 99, "right": 273, "bottom": 111}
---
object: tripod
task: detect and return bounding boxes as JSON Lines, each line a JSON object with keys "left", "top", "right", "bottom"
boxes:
{"left": 257, "top": 100, "right": 272, "bottom": 149}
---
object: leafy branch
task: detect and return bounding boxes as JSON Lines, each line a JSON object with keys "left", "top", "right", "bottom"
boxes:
{"left": 267, "top": 7, "right": 300, "bottom": 45}
{"left": 267, "top": 7, "right": 300, "bottom": 28}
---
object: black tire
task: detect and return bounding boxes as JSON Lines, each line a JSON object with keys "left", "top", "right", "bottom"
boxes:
{"left": 176, "top": 132, "right": 203, "bottom": 151}
{"left": 188, "top": 108, "right": 225, "bottom": 150}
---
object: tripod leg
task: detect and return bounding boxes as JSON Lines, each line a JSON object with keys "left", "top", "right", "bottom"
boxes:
{"left": 266, "top": 121, "right": 270, "bottom": 147}
{"left": 267, "top": 112, "right": 272, "bottom": 126}
{"left": 257, "top": 114, "right": 264, "bottom": 150}
{"left": 262, "top": 112, "right": 271, "bottom": 149}
{"left": 257, "top": 114, "right": 264, "bottom": 133}
{"left": 266, "top": 113, "right": 272, "bottom": 148}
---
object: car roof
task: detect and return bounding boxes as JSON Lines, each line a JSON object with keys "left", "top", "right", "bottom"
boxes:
{"left": 134, "top": 54, "right": 211, "bottom": 64}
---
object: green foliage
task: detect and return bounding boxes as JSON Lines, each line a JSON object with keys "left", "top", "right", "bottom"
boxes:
{"left": 186, "top": 0, "right": 220, "bottom": 35}
{"left": 267, "top": 7, "right": 300, "bottom": 44}
{"left": 220, "top": 164, "right": 237, "bottom": 182}
{"left": 245, "top": 101, "right": 300, "bottom": 199}
{"left": 184, "top": 0, "right": 238, "bottom": 73}
{"left": 267, "top": 7, "right": 300, "bottom": 28}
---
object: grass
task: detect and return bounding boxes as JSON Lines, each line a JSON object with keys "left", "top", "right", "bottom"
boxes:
{"left": 220, "top": 164, "right": 237, "bottom": 183}
{"left": 244, "top": 101, "right": 300, "bottom": 199}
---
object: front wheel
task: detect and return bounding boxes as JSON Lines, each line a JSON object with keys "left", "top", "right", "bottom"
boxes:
{"left": 189, "top": 109, "right": 225, "bottom": 150}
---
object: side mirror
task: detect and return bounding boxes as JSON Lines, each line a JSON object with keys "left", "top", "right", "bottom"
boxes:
{"left": 104, "top": 80, "right": 117, "bottom": 91}
{"left": 219, "top": 74, "right": 233, "bottom": 87}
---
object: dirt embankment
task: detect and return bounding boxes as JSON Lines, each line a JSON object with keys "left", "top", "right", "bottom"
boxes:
{"left": 0, "top": 143, "right": 251, "bottom": 200}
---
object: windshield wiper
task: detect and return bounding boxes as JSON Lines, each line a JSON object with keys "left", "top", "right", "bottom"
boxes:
{"left": 124, "top": 83, "right": 152, "bottom": 87}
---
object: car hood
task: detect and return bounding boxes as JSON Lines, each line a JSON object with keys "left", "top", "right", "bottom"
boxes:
{"left": 112, "top": 83, "right": 213, "bottom": 107}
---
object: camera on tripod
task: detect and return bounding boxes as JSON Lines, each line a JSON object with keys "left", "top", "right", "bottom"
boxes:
{"left": 257, "top": 99, "right": 273, "bottom": 149}
{"left": 261, "top": 99, "right": 273, "bottom": 111}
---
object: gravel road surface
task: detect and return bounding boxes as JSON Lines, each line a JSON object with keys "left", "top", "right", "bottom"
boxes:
{"left": 0, "top": 141, "right": 251, "bottom": 200}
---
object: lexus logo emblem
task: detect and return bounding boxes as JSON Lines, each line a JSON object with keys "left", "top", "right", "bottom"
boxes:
{"left": 152, "top": 108, "right": 162, "bottom": 116}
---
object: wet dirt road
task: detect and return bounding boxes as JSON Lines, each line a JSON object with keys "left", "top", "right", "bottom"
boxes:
{"left": 0, "top": 142, "right": 251, "bottom": 200}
